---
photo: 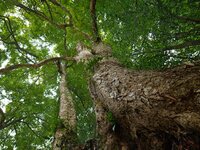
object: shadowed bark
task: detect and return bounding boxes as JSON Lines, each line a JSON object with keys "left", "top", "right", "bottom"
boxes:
{"left": 89, "top": 59, "right": 200, "bottom": 149}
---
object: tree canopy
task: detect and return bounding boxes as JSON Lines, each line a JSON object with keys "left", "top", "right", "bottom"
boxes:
{"left": 0, "top": 0, "right": 199, "bottom": 149}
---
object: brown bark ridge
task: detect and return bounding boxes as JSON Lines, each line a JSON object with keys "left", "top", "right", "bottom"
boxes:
{"left": 52, "top": 62, "right": 77, "bottom": 150}
{"left": 89, "top": 50, "right": 200, "bottom": 149}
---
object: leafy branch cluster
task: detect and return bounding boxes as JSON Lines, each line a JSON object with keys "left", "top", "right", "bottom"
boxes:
{"left": 0, "top": 0, "right": 199, "bottom": 148}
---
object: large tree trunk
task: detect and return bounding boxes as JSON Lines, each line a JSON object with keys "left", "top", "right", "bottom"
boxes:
{"left": 89, "top": 59, "right": 200, "bottom": 150}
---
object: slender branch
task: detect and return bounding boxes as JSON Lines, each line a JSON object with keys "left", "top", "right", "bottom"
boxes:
{"left": 0, "top": 56, "right": 74, "bottom": 74}
{"left": 90, "top": 0, "right": 101, "bottom": 42}
{"left": 15, "top": 3, "right": 71, "bottom": 30}
{"left": 12, "top": 2, "right": 93, "bottom": 42}
{"left": 63, "top": 21, "right": 68, "bottom": 53}
{"left": 174, "top": 26, "right": 200, "bottom": 39}
{"left": 162, "top": 39, "right": 200, "bottom": 51}
{"left": 4, "top": 116, "right": 15, "bottom": 126}
{"left": 49, "top": 0, "right": 73, "bottom": 26}
{"left": 0, "top": 15, "right": 38, "bottom": 59}
{"left": 72, "top": 26, "right": 93, "bottom": 41}
{"left": 176, "top": 15, "right": 200, "bottom": 24}
{"left": 49, "top": 0, "right": 95, "bottom": 41}
{"left": 44, "top": 0, "right": 54, "bottom": 20}
{"left": 0, "top": 117, "right": 25, "bottom": 130}
{"left": 21, "top": 121, "right": 42, "bottom": 138}
{"left": 132, "top": 40, "right": 200, "bottom": 56}
{"left": 156, "top": 0, "right": 200, "bottom": 24}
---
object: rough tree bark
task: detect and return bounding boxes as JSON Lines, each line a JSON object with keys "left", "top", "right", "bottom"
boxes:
{"left": 52, "top": 62, "right": 77, "bottom": 150}
{"left": 89, "top": 59, "right": 200, "bottom": 150}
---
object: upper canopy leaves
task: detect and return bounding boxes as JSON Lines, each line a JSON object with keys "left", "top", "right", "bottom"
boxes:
{"left": 0, "top": 0, "right": 199, "bottom": 148}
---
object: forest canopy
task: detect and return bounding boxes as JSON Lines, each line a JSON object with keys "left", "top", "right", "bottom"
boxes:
{"left": 0, "top": 0, "right": 200, "bottom": 149}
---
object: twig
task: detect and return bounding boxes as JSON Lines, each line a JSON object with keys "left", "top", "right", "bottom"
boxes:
{"left": 49, "top": 0, "right": 73, "bottom": 26}
{"left": 16, "top": 2, "right": 71, "bottom": 30}
{"left": 0, "top": 15, "right": 39, "bottom": 60}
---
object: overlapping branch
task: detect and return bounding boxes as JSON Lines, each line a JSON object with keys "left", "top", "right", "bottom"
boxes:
{"left": 162, "top": 39, "right": 200, "bottom": 51}
{"left": 49, "top": 0, "right": 73, "bottom": 26}
{"left": 176, "top": 15, "right": 200, "bottom": 24}
{"left": 0, "top": 15, "right": 38, "bottom": 59}
{"left": 15, "top": 3, "right": 71, "bottom": 30}
{"left": 15, "top": 1, "right": 93, "bottom": 41}
{"left": 90, "top": 0, "right": 101, "bottom": 42}
{"left": 132, "top": 39, "right": 200, "bottom": 58}
{"left": 0, "top": 56, "right": 74, "bottom": 74}
{"left": 0, "top": 117, "right": 25, "bottom": 130}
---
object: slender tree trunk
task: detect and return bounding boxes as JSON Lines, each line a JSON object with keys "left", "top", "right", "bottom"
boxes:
{"left": 89, "top": 60, "right": 200, "bottom": 149}
{"left": 52, "top": 62, "right": 77, "bottom": 150}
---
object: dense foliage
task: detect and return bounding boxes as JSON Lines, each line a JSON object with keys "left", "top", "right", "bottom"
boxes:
{"left": 0, "top": 0, "right": 199, "bottom": 149}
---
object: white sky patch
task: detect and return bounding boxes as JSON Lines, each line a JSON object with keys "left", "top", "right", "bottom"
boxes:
{"left": 44, "top": 88, "right": 58, "bottom": 99}
{"left": 118, "top": 22, "right": 123, "bottom": 28}
{"left": 48, "top": 44, "right": 58, "bottom": 56}
{"left": 89, "top": 107, "right": 94, "bottom": 113}
{"left": 27, "top": 73, "right": 43, "bottom": 85}
{"left": 148, "top": 33, "right": 154, "bottom": 40}
{"left": 0, "top": 59, "right": 9, "bottom": 68}
{"left": 0, "top": 90, "right": 12, "bottom": 112}
{"left": 165, "top": 49, "right": 179, "bottom": 56}
{"left": 192, "top": 51, "right": 200, "bottom": 57}
{"left": 0, "top": 42, "right": 10, "bottom": 68}
{"left": 4, "top": 7, "right": 30, "bottom": 27}
{"left": 0, "top": 41, "right": 6, "bottom": 50}
{"left": 31, "top": 37, "right": 58, "bottom": 56}
{"left": 8, "top": 129, "right": 16, "bottom": 137}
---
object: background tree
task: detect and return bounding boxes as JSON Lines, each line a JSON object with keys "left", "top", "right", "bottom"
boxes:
{"left": 0, "top": 0, "right": 199, "bottom": 149}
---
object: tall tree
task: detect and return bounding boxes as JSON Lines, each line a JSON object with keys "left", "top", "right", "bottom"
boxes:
{"left": 0, "top": 0, "right": 199, "bottom": 149}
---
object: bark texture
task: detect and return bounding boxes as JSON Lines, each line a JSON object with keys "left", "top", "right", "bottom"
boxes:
{"left": 53, "top": 62, "right": 77, "bottom": 150}
{"left": 89, "top": 59, "right": 200, "bottom": 150}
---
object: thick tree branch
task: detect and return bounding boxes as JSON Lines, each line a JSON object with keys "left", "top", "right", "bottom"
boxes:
{"left": 90, "top": 0, "right": 101, "bottom": 42}
{"left": 0, "top": 56, "right": 74, "bottom": 74}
